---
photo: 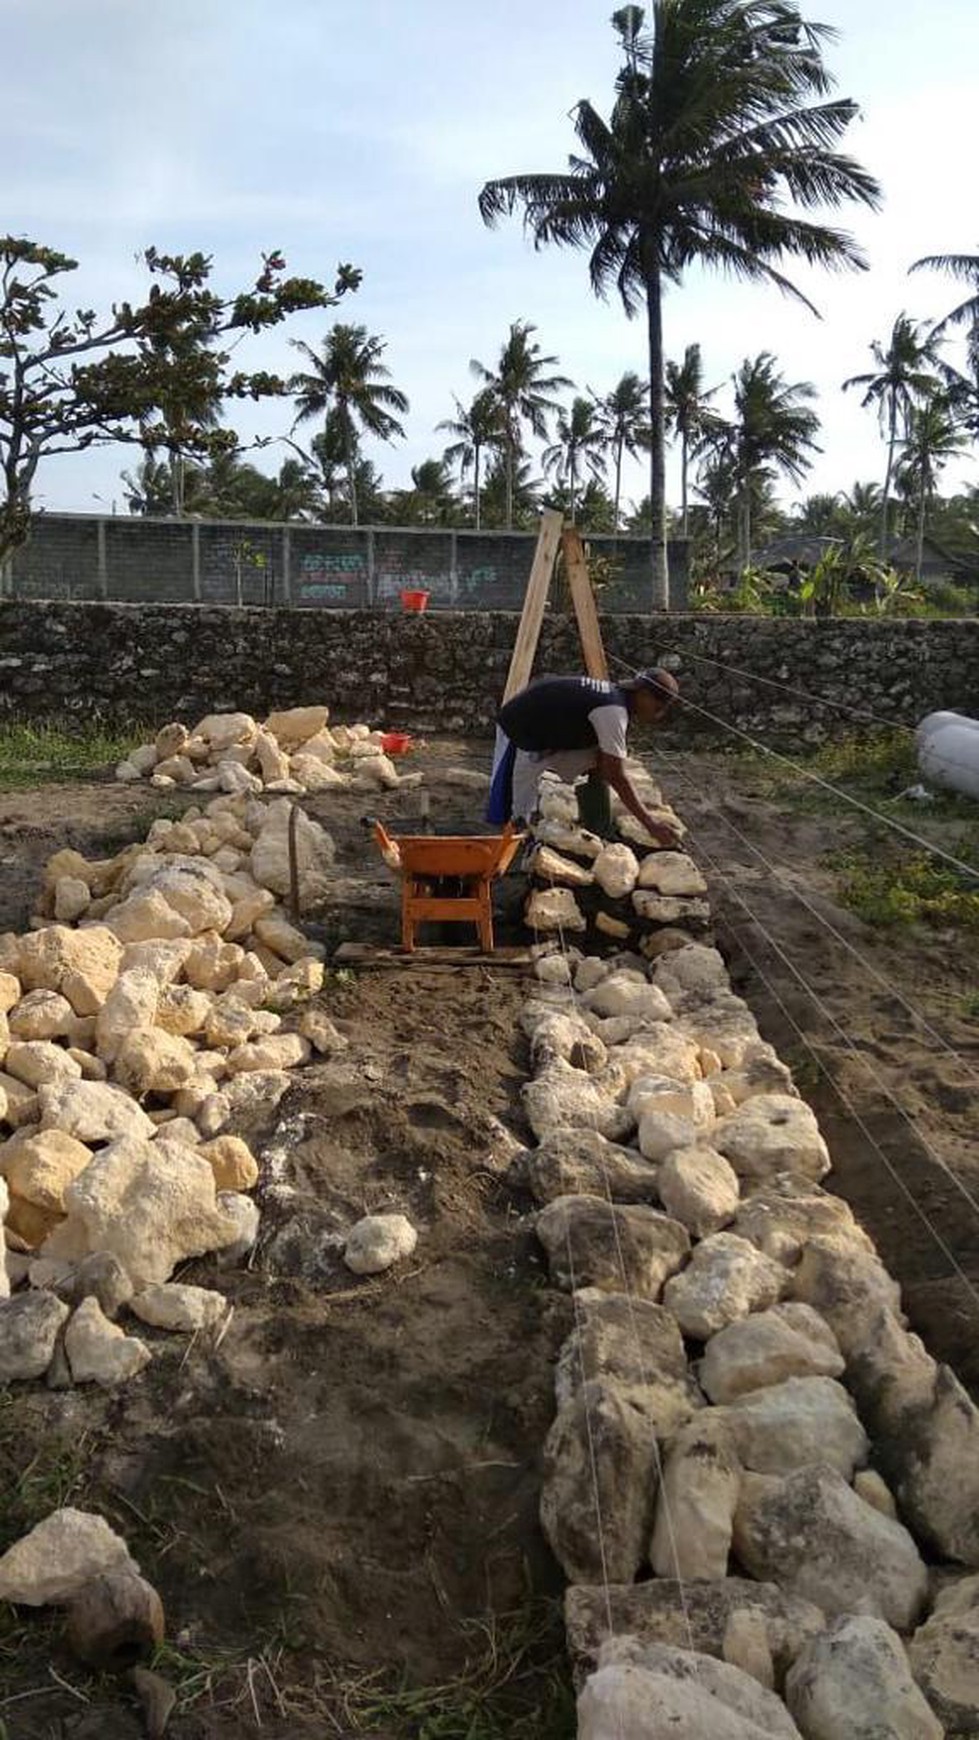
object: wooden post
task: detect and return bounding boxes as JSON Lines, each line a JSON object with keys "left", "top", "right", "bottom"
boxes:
{"left": 191, "top": 522, "right": 201, "bottom": 602}
{"left": 561, "top": 528, "right": 609, "bottom": 680}
{"left": 96, "top": 519, "right": 108, "bottom": 600}
{"left": 281, "top": 527, "right": 292, "bottom": 605}
{"left": 502, "top": 508, "right": 564, "bottom": 702}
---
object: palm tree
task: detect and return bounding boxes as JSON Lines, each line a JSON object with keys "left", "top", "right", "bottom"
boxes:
{"left": 393, "top": 458, "right": 457, "bottom": 527}
{"left": 470, "top": 321, "right": 571, "bottom": 529}
{"left": 896, "top": 397, "right": 969, "bottom": 582}
{"left": 911, "top": 247, "right": 979, "bottom": 353}
{"left": 289, "top": 324, "right": 408, "bottom": 526}
{"left": 591, "top": 371, "right": 649, "bottom": 531}
{"left": 542, "top": 396, "right": 607, "bottom": 523}
{"left": 842, "top": 314, "right": 941, "bottom": 560}
{"left": 480, "top": 449, "right": 541, "bottom": 530}
{"left": 664, "top": 345, "right": 722, "bottom": 536}
{"left": 722, "top": 354, "right": 820, "bottom": 568}
{"left": 437, "top": 388, "right": 504, "bottom": 530}
{"left": 479, "top": 2, "right": 880, "bottom": 608}
{"left": 911, "top": 249, "right": 979, "bottom": 441}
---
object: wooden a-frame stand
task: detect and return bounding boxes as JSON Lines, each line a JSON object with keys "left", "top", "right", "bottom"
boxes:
{"left": 501, "top": 508, "right": 609, "bottom": 702}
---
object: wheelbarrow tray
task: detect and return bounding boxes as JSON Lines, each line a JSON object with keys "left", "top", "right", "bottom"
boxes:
{"left": 388, "top": 832, "right": 523, "bottom": 878}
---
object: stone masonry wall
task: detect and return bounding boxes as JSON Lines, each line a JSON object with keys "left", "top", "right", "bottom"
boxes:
{"left": 0, "top": 601, "right": 977, "bottom": 746}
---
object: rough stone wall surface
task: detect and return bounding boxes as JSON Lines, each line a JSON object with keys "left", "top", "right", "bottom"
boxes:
{"left": 0, "top": 601, "right": 976, "bottom": 744}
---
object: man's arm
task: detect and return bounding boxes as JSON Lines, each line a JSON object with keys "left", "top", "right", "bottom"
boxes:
{"left": 596, "top": 752, "right": 681, "bottom": 847}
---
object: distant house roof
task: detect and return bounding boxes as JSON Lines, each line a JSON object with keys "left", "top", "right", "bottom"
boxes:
{"left": 749, "top": 532, "right": 973, "bottom": 582}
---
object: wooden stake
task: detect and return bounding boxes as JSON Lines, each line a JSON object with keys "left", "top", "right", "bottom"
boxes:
{"left": 502, "top": 508, "right": 564, "bottom": 702}
{"left": 561, "top": 528, "right": 609, "bottom": 681}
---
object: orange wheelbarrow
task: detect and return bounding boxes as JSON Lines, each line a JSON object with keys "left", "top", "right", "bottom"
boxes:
{"left": 366, "top": 819, "right": 524, "bottom": 953}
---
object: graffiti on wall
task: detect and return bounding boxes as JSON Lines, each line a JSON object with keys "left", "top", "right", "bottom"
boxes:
{"left": 297, "top": 550, "right": 366, "bottom": 602}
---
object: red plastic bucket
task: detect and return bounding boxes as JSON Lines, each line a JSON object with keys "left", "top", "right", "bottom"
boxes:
{"left": 380, "top": 732, "right": 413, "bottom": 755}
{"left": 400, "top": 589, "right": 430, "bottom": 612}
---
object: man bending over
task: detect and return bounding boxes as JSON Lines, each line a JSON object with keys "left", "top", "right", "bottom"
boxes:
{"left": 489, "top": 669, "right": 680, "bottom": 844}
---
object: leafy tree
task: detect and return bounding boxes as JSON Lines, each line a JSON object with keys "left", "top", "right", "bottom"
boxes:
{"left": 479, "top": 448, "right": 541, "bottom": 529}
{"left": 792, "top": 491, "right": 846, "bottom": 536}
{"left": 390, "top": 458, "right": 458, "bottom": 526}
{"left": 716, "top": 353, "right": 820, "bottom": 567}
{"left": 542, "top": 395, "right": 607, "bottom": 522}
{"left": 437, "top": 387, "right": 505, "bottom": 530}
{"left": 0, "top": 237, "right": 358, "bottom": 561}
{"left": 842, "top": 314, "right": 942, "bottom": 558}
{"left": 470, "top": 321, "right": 571, "bottom": 529}
{"left": 591, "top": 371, "right": 649, "bottom": 530}
{"left": 896, "top": 397, "right": 969, "bottom": 581}
{"left": 664, "top": 344, "right": 722, "bottom": 536}
{"left": 289, "top": 323, "right": 408, "bottom": 526}
{"left": 479, "top": 1, "right": 880, "bottom": 607}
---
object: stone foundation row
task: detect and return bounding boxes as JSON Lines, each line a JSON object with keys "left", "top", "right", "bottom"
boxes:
{"left": 514, "top": 781, "right": 979, "bottom": 1738}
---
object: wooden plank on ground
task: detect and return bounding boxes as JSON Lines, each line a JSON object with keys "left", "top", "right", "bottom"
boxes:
{"left": 562, "top": 527, "right": 609, "bottom": 680}
{"left": 502, "top": 508, "right": 564, "bottom": 702}
{"left": 333, "top": 942, "right": 533, "bottom": 969}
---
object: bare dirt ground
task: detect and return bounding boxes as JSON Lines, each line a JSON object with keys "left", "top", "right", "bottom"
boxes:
{"left": 0, "top": 738, "right": 977, "bottom": 1737}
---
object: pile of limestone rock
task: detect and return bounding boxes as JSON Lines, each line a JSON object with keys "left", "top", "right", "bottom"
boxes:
{"left": 114, "top": 705, "right": 423, "bottom": 797}
{"left": 524, "top": 769, "right": 711, "bottom": 954}
{"left": 516, "top": 932, "right": 979, "bottom": 1736}
{"left": 0, "top": 738, "right": 355, "bottom": 1389}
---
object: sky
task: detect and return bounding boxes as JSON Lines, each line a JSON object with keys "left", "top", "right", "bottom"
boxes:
{"left": 3, "top": 0, "right": 978, "bottom": 519}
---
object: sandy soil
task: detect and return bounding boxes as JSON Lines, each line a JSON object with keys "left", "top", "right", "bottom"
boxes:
{"left": 0, "top": 739, "right": 977, "bottom": 1737}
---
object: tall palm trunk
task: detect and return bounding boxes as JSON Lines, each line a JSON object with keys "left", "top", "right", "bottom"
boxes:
{"left": 474, "top": 442, "right": 481, "bottom": 531}
{"left": 680, "top": 433, "right": 689, "bottom": 537}
{"left": 340, "top": 407, "right": 359, "bottom": 527}
{"left": 645, "top": 261, "right": 669, "bottom": 610}
{"left": 505, "top": 416, "right": 516, "bottom": 530}
{"left": 569, "top": 454, "right": 578, "bottom": 525}
{"left": 915, "top": 481, "right": 927, "bottom": 584}
{"left": 613, "top": 434, "right": 623, "bottom": 533}
{"left": 879, "top": 392, "right": 897, "bottom": 562}
{"left": 740, "top": 479, "right": 752, "bottom": 571}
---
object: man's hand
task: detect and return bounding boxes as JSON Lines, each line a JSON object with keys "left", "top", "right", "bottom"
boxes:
{"left": 641, "top": 814, "right": 682, "bottom": 849}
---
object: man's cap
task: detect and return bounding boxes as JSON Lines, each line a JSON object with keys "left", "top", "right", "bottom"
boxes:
{"left": 633, "top": 667, "right": 680, "bottom": 702}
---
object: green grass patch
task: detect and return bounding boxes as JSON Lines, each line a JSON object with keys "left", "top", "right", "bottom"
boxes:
{"left": 333, "top": 1604, "right": 575, "bottom": 1739}
{"left": 0, "top": 723, "right": 143, "bottom": 789}
{"left": 828, "top": 846, "right": 979, "bottom": 930}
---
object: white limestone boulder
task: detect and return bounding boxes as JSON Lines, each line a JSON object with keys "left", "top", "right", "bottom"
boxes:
{"left": 722, "top": 1376, "right": 869, "bottom": 1479}
{"left": 47, "top": 1134, "right": 241, "bottom": 1287}
{"left": 714, "top": 1095, "right": 831, "bottom": 1185}
{"left": 536, "top": 1194, "right": 690, "bottom": 1300}
{"left": 699, "top": 1303, "right": 845, "bottom": 1404}
{"left": 664, "top": 1234, "right": 785, "bottom": 1340}
{"left": 344, "top": 1212, "right": 418, "bottom": 1275}
{"left": 523, "top": 1060, "right": 635, "bottom": 1144}
{"left": 38, "top": 1078, "right": 156, "bottom": 1145}
{"left": 554, "top": 1288, "right": 703, "bottom": 1434}
{"left": 650, "top": 1412, "right": 742, "bottom": 1581}
{"left": 656, "top": 1146, "right": 740, "bottom": 1238}
{"left": 787, "top": 1615, "right": 942, "bottom": 1740}
{"left": 64, "top": 1296, "right": 152, "bottom": 1387}
{"left": 583, "top": 972, "right": 671, "bottom": 1023}
{"left": 130, "top": 1283, "right": 228, "bottom": 1333}
{"left": 525, "top": 887, "right": 587, "bottom": 934}
{"left": 541, "top": 1380, "right": 659, "bottom": 1584}
{"left": 637, "top": 852, "right": 708, "bottom": 897}
{"left": 0, "top": 1508, "right": 138, "bottom": 1607}
{"left": 0, "top": 1291, "right": 70, "bottom": 1381}
{"left": 733, "top": 1463, "right": 929, "bottom": 1632}
{"left": 250, "top": 799, "right": 336, "bottom": 904}
{"left": 593, "top": 843, "right": 640, "bottom": 900}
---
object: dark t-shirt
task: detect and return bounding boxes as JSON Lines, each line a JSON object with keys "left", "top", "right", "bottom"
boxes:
{"left": 498, "top": 677, "right": 630, "bottom": 752}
